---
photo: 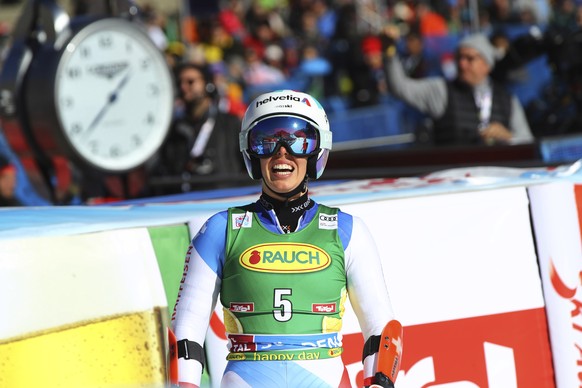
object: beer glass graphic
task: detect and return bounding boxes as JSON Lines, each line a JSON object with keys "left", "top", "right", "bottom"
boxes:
{"left": 0, "top": 228, "right": 169, "bottom": 387}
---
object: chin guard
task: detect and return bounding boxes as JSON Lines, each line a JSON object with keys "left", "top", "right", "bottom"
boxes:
{"left": 363, "top": 320, "right": 403, "bottom": 386}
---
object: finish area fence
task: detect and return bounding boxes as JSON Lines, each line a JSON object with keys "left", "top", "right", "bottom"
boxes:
{"left": 1, "top": 164, "right": 582, "bottom": 387}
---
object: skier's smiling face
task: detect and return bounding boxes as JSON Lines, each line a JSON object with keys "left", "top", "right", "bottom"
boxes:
{"left": 260, "top": 145, "right": 308, "bottom": 200}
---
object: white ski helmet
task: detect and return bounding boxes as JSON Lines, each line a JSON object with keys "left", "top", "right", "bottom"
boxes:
{"left": 239, "top": 90, "right": 332, "bottom": 180}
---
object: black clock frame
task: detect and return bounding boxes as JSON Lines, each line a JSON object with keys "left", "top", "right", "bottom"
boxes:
{"left": 0, "top": 0, "right": 164, "bottom": 203}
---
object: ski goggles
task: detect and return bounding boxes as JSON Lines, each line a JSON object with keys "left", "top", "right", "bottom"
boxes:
{"left": 245, "top": 116, "right": 320, "bottom": 158}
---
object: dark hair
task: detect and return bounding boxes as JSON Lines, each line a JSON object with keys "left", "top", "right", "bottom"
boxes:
{"left": 175, "top": 62, "right": 217, "bottom": 97}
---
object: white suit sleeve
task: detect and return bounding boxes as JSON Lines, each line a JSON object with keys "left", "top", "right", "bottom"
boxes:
{"left": 344, "top": 215, "right": 396, "bottom": 379}
{"left": 171, "top": 213, "right": 226, "bottom": 386}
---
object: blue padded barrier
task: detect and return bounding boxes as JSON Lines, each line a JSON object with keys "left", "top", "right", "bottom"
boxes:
{"left": 328, "top": 97, "right": 417, "bottom": 151}
{"left": 540, "top": 135, "right": 582, "bottom": 163}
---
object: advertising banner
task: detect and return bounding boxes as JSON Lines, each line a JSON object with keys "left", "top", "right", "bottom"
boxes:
{"left": 529, "top": 182, "right": 582, "bottom": 388}
{"left": 203, "top": 186, "right": 555, "bottom": 387}
{"left": 0, "top": 172, "right": 571, "bottom": 387}
{"left": 0, "top": 228, "right": 169, "bottom": 388}
{"left": 148, "top": 223, "right": 192, "bottom": 319}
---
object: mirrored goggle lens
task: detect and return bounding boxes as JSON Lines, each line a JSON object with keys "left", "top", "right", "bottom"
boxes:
{"left": 248, "top": 116, "right": 319, "bottom": 157}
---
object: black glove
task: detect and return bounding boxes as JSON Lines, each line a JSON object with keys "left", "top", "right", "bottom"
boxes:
{"left": 365, "top": 372, "right": 395, "bottom": 388}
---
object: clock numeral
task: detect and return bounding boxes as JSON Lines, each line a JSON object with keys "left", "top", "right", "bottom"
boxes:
{"left": 99, "top": 35, "right": 113, "bottom": 48}
{"left": 80, "top": 46, "right": 90, "bottom": 58}
{"left": 67, "top": 67, "right": 82, "bottom": 79}
{"left": 146, "top": 113, "right": 155, "bottom": 125}
{"left": 132, "top": 135, "right": 142, "bottom": 146}
{"left": 140, "top": 58, "right": 151, "bottom": 71}
{"left": 70, "top": 123, "right": 82, "bottom": 135}
{"left": 62, "top": 97, "right": 74, "bottom": 108}
{"left": 89, "top": 140, "right": 98, "bottom": 154}
{"left": 148, "top": 84, "right": 159, "bottom": 96}
{"left": 110, "top": 146, "right": 121, "bottom": 157}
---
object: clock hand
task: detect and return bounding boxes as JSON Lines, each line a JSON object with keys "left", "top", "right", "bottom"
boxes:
{"left": 85, "top": 69, "right": 133, "bottom": 137}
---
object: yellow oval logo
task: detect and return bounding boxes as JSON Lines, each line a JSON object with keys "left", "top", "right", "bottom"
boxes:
{"left": 240, "top": 243, "right": 331, "bottom": 273}
{"left": 328, "top": 347, "right": 343, "bottom": 357}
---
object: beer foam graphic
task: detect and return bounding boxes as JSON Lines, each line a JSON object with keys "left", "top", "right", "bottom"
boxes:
{"left": 0, "top": 227, "right": 167, "bottom": 340}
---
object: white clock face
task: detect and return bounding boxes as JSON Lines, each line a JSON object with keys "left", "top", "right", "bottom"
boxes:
{"left": 55, "top": 19, "right": 173, "bottom": 171}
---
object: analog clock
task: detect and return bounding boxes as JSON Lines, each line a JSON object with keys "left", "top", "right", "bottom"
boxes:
{"left": 24, "top": 16, "right": 174, "bottom": 172}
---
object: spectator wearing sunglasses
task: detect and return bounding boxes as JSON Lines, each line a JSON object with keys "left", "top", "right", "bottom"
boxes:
{"left": 150, "top": 62, "right": 245, "bottom": 194}
{"left": 171, "top": 90, "right": 403, "bottom": 388}
{"left": 385, "top": 32, "right": 534, "bottom": 146}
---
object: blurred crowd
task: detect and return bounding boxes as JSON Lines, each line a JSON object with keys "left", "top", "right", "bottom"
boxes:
{"left": 3, "top": 0, "right": 582, "bottom": 205}
{"left": 136, "top": 0, "right": 562, "bottom": 198}
{"left": 139, "top": 0, "right": 582, "bottom": 199}
{"left": 147, "top": 0, "right": 557, "bottom": 114}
